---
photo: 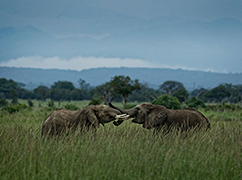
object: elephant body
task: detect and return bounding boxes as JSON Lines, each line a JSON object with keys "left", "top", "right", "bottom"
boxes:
{"left": 109, "top": 103, "right": 210, "bottom": 132}
{"left": 42, "top": 105, "right": 127, "bottom": 135}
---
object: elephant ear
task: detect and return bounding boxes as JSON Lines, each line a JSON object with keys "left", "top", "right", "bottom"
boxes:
{"left": 84, "top": 106, "right": 100, "bottom": 128}
{"left": 143, "top": 110, "right": 167, "bottom": 129}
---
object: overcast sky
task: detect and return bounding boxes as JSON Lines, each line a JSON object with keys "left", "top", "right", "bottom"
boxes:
{"left": 1, "top": 0, "right": 242, "bottom": 20}
{"left": 0, "top": 0, "right": 242, "bottom": 73}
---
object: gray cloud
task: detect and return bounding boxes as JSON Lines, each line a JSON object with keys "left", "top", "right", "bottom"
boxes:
{"left": 0, "top": 56, "right": 158, "bottom": 71}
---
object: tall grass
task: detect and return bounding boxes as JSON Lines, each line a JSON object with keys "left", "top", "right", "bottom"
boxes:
{"left": 0, "top": 102, "right": 241, "bottom": 180}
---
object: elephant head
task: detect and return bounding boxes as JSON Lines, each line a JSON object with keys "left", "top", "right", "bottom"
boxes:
{"left": 42, "top": 105, "right": 129, "bottom": 136}
{"left": 109, "top": 103, "right": 167, "bottom": 128}
{"left": 109, "top": 102, "right": 210, "bottom": 131}
{"left": 79, "top": 105, "right": 129, "bottom": 127}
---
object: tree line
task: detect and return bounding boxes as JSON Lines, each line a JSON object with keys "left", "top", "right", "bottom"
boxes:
{"left": 0, "top": 76, "right": 242, "bottom": 108}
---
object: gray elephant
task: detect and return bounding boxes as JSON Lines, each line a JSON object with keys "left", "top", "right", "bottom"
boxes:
{"left": 109, "top": 103, "right": 210, "bottom": 132}
{"left": 41, "top": 105, "right": 129, "bottom": 136}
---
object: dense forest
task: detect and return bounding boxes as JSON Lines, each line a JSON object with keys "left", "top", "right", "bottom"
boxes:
{"left": 1, "top": 67, "right": 242, "bottom": 91}
{"left": 1, "top": 76, "right": 242, "bottom": 109}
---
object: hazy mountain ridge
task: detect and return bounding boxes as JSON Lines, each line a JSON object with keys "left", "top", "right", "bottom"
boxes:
{"left": 1, "top": 67, "right": 242, "bottom": 91}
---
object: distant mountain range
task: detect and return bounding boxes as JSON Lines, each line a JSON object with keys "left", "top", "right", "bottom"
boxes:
{"left": 1, "top": 66, "right": 242, "bottom": 91}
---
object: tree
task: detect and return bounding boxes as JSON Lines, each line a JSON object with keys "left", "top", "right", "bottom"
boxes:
{"left": 110, "top": 76, "right": 140, "bottom": 105}
{"left": 69, "top": 89, "right": 83, "bottom": 100}
{"left": 51, "top": 81, "right": 75, "bottom": 90}
{"left": 78, "top": 79, "right": 91, "bottom": 90}
{"left": 230, "top": 84, "right": 242, "bottom": 103}
{"left": 50, "top": 88, "right": 71, "bottom": 101}
{"left": 33, "top": 86, "right": 49, "bottom": 101}
{"left": 17, "top": 88, "right": 35, "bottom": 99}
{"left": 223, "top": 84, "right": 242, "bottom": 103}
{"left": 0, "top": 96, "right": 8, "bottom": 107}
{"left": 204, "top": 84, "right": 231, "bottom": 103}
{"left": 77, "top": 79, "right": 93, "bottom": 100}
{"left": 128, "top": 83, "right": 160, "bottom": 102}
{"left": 0, "top": 78, "right": 36, "bottom": 100}
{"left": 190, "top": 88, "right": 208, "bottom": 102}
{"left": 159, "top": 81, "right": 185, "bottom": 96}
{"left": 159, "top": 81, "right": 188, "bottom": 102}
{"left": 8, "top": 89, "right": 18, "bottom": 104}
{"left": 95, "top": 82, "right": 114, "bottom": 105}
{"left": 50, "top": 81, "right": 76, "bottom": 101}
{"left": 173, "top": 87, "right": 189, "bottom": 103}
{"left": 0, "top": 78, "right": 18, "bottom": 97}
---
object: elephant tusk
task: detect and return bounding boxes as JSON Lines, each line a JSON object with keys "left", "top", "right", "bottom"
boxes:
{"left": 115, "top": 114, "right": 130, "bottom": 120}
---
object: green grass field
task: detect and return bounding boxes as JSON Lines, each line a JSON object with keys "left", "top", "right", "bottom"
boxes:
{"left": 0, "top": 100, "right": 241, "bottom": 180}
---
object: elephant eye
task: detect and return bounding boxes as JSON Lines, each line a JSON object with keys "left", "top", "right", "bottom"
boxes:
{"left": 104, "top": 110, "right": 108, "bottom": 114}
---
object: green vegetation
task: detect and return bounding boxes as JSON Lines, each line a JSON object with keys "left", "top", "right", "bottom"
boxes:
{"left": 185, "top": 97, "right": 207, "bottom": 109}
{"left": 1, "top": 76, "right": 242, "bottom": 179}
{"left": 1, "top": 77, "right": 242, "bottom": 106}
{"left": 88, "top": 94, "right": 103, "bottom": 106}
{"left": 0, "top": 100, "right": 241, "bottom": 180}
{"left": 109, "top": 75, "right": 140, "bottom": 105}
{"left": 2, "top": 103, "right": 31, "bottom": 114}
{"left": 64, "top": 103, "right": 80, "bottom": 110}
{"left": 152, "top": 94, "right": 182, "bottom": 109}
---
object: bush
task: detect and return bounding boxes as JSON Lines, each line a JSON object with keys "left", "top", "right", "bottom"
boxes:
{"left": 207, "top": 100, "right": 241, "bottom": 111}
{"left": 185, "top": 97, "right": 206, "bottom": 109}
{"left": 152, "top": 94, "right": 181, "bottom": 109}
{"left": 41, "top": 106, "right": 56, "bottom": 112}
{"left": 0, "top": 97, "right": 8, "bottom": 107}
{"left": 2, "top": 104, "right": 31, "bottom": 114}
{"left": 48, "top": 100, "right": 55, "bottom": 108}
{"left": 27, "top": 99, "right": 34, "bottom": 107}
{"left": 64, "top": 103, "right": 80, "bottom": 110}
{"left": 89, "top": 95, "right": 102, "bottom": 105}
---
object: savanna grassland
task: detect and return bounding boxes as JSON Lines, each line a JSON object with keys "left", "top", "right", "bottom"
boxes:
{"left": 0, "top": 100, "right": 241, "bottom": 180}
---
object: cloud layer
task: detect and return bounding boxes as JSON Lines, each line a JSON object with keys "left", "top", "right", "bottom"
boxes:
{"left": 0, "top": 56, "right": 159, "bottom": 71}
{"left": 1, "top": 56, "right": 239, "bottom": 73}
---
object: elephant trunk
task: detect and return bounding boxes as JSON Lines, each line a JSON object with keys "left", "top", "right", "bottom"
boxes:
{"left": 109, "top": 102, "right": 139, "bottom": 117}
{"left": 109, "top": 102, "right": 132, "bottom": 126}
{"left": 108, "top": 102, "right": 129, "bottom": 114}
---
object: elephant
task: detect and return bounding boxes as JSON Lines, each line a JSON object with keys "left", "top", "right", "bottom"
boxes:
{"left": 109, "top": 102, "right": 210, "bottom": 132}
{"left": 41, "top": 105, "right": 129, "bottom": 136}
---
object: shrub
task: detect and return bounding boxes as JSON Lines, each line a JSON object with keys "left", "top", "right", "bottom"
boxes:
{"left": 89, "top": 95, "right": 102, "bottom": 105}
{"left": 64, "top": 103, "right": 80, "bottom": 110}
{"left": 207, "top": 100, "right": 241, "bottom": 111}
{"left": 48, "top": 100, "right": 55, "bottom": 108}
{"left": 2, "top": 104, "right": 31, "bottom": 114}
{"left": 152, "top": 94, "right": 181, "bottom": 109}
{"left": 27, "top": 99, "right": 34, "bottom": 107}
{"left": 0, "top": 97, "right": 8, "bottom": 107}
{"left": 185, "top": 97, "right": 206, "bottom": 109}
